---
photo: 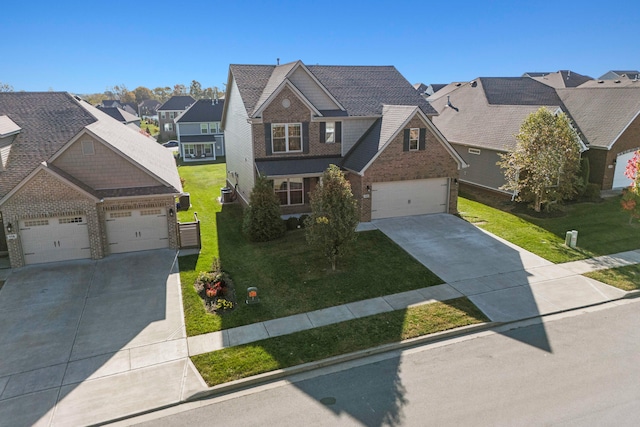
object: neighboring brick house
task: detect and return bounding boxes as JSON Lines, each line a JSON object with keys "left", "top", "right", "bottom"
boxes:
{"left": 139, "top": 99, "right": 161, "bottom": 119}
{"left": 0, "top": 92, "right": 182, "bottom": 268}
{"left": 175, "top": 99, "right": 225, "bottom": 161}
{"left": 221, "top": 60, "right": 466, "bottom": 222}
{"left": 430, "top": 76, "right": 640, "bottom": 193}
{"left": 157, "top": 95, "right": 195, "bottom": 140}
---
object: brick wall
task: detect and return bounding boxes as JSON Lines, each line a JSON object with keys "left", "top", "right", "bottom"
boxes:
{"left": 1, "top": 170, "right": 102, "bottom": 268}
{"left": 357, "top": 116, "right": 460, "bottom": 221}
{"left": 601, "top": 117, "right": 640, "bottom": 190}
{"left": 255, "top": 86, "right": 342, "bottom": 159}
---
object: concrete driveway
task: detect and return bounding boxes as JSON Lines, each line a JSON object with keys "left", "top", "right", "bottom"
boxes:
{"left": 372, "top": 214, "right": 626, "bottom": 322}
{"left": 0, "top": 249, "right": 205, "bottom": 427}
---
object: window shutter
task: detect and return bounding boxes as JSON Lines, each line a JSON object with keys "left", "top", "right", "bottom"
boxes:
{"left": 319, "top": 122, "right": 326, "bottom": 143}
{"left": 302, "top": 122, "right": 310, "bottom": 154}
{"left": 403, "top": 129, "right": 410, "bottom": 152}
{"left": 264, "top": 123, "right": 272, "bottom": 156}
{"left": 335, "top": 122, "right": 342, "bottom": 143}
{"left": 419, "top": 128, "right": 426, "bottom": 150}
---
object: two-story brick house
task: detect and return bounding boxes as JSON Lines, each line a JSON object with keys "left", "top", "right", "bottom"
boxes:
{"left": 157, "top": 95, "right": 195, "bottom": 141}
{"left": 221, "top": 60, "right": 466, "bottom": 222}
{"left": 0, "top": 92, "right": 182, "bottom": 268}
{"left": 175, "top": 98, "right": 225, "bottom": 161}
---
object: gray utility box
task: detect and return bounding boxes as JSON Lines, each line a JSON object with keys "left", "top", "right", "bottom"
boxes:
{"left": 565, "top": 230, "right": 578, "bottom": 248}
{"left": 221, "top": 187, "right": 233, "bottom": 203}
{"left": 179, "top": 193, "right": 190, "bottom": 210}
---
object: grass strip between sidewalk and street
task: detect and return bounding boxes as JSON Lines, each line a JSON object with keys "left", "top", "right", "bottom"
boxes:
{"left": 584, "top": 264, "right": 640, "bottom": 292}
{"left": 191, "top": 297, "right": 488, "bottom": 387}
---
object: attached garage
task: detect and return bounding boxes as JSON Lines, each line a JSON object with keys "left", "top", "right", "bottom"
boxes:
{"left": 105, "top": 208, "right": 169, "bottom": 254}
{"left": 20, "top": 216, "right": 91, "bottom": 265}
{"left": 371, "top": 178, "right": 449, "bottom": 220}
{"left": 612, "top": 150, "right": 638, "bottom": 189}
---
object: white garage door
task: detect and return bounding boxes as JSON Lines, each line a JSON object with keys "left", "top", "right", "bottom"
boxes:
{"left": 20, "top": 216, "right": 91, "bottom": 265}
{"left": 372, "top": 178, "right": 449, "bottom": 220}
{"left": 106, "top": 208, "right": 169, "bottom": 254}
{"left": 612, "top": 150, "right": 638, "bottom": 189}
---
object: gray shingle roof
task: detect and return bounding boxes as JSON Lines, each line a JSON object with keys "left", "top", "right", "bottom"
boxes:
{"left": 158, "top": 95, "right": 196, "bottom": 111}
{"left": 0, "top": 92, "right": 97, "bottom": 195}
{"left": 0, "top": 115, "right": 21, "bottom": 137}
{"left": 557, "top": 87, "right": 640, "bottom": 148}
{"left": 599, "top": 70, "right": 640, "bottom": 80}
{"left": 430, "top": 79, "right": 561, "bottom": 152}
{"left": 480, "top": 77, "right": 564, "bottom": 106}
{"left": 96, "top": 106, "right": 140, "bottom": 124}
{"left": 229, "top": 62, "right": 437, "bottom": 118}
{"left": 0, "top": 92, "right": 182, "bottom": 197}
{"left": 255, "top": 156, "right": 343, "bottom": 177}
{"left": 175, "top": 99, "right": 224, "bottom": 123}
{"left": 531, "top": 71, "right": 593, "bottom": 88}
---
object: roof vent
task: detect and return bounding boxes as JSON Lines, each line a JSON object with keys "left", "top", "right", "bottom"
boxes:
{"left": 470, "top": 80, "right": 477, "bottom": 87}
{"left": 614, "top": 80, "right": 621, "bottom": 84}
{"left": 277, "top": 57, "right": 280, "bottom": 65}
{"left": 455, "top": 83, "right": 462, "bottom": 87}
{"left": 598, "top": 80, "right": 604, "bottom": 84}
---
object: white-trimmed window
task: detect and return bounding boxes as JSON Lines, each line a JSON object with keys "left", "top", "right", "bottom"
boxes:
{"left": 82, "top": 140, "right": 95, "bottom": 156}
{"left": 210, "top": 122, "right": 219, "bottom": 133}
{"left": 164, "top": 123, "right": 173, "bottom": 132}
{"left": 201, "top": 123, "right": 208, "bottom": 134}
{"left": 325, "top": 122, "right": 335, "bottom": 143}
{"left": 160, "top": 112, "right": 166, "bottom": 119}
{"left": 409, "top": 128, "right": 419, "bottom": 151}
{"left": 169, "top": 112, "right": 175, "bottom": 119}
{"left": 274, "top": 178, "right": 304, "bottom": 205}
{"left": 272, "top": 123, "right": 302, "bottom": 153}
{"left": 468, "top": 148, "right": 481, "bottom": 155}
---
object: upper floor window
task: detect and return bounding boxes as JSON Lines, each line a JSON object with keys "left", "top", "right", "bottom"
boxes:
{"left": 210, "top": 122, "right": 219, "bottom": 133}
{"left": 169, "top": 112, "right": 176, "bottom": 119}
{"left": 164, "top": 123, "right": 173, "bottom": 132}
{"left": 160, "top": 112, "right": 166, "bottom": 119}
{"left": 325, "top": 122, "right": 335, "bottom": 143}
{"left": 201, "top": 123, "right": 208, "bottom": 134}
{"left": 272, "top": 123, "right": 302, "bottom": 153}
{"left": 409, "top": 128, "right": 419, "bottom": 151}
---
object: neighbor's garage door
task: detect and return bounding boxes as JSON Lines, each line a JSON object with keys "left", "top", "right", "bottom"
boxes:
{"left": 372, "top": 178, "right": 449, "bottom": 220}
{"left": 20, "top": 216, "right": 91, "bottom": 265}
{"left": 106, "top": 208, "right": 169, "bottom": 254}
{"left": 612, "top": 150, "right": 637, "bottom": 189}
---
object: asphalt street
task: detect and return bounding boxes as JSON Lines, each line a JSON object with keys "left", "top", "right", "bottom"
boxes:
{"left": 126, "top": 298, "right": 640, "bottom": 427}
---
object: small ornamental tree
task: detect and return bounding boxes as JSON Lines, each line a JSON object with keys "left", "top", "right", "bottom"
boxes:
{"left": 305, "top": 164, "right": 359, "bottom": 271}
{"left": 242, "top": 174, "right": 286, "bottom": 242}
{"left": 498, "top": 108, "right": 582, "bottom": 212}
{"left": 621, "top": 150, "right": 640, "bottom": 224}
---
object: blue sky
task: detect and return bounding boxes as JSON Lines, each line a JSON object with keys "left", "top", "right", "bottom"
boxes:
{"left": 2, "top": 0, "right": 638, "bottom": 94}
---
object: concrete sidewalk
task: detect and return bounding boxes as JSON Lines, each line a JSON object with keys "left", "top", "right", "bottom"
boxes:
{"left": 187, "top": 249, "right": 640, "bottom": 356}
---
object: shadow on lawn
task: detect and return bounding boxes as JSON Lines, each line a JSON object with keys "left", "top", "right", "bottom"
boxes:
{"left": 214, "top": 206, "right": 552, "bottom": 426}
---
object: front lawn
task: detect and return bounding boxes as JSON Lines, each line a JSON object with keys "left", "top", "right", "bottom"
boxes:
{"left": 458, "top": 197, "right": 640, "bottom": 263}
{"left": 178, "top": 163, "right": 443, "bottom": 336}
{"left": 192, "top": 297, "right": 488, "bottom": 387}
{"left": 584, "top": 264, "right": 640, "bottom": 291}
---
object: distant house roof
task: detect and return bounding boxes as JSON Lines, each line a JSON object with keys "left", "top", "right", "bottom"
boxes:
{"left": 158, "top": 95, "right": 196, "bottom": 111}
{"left": 414, "top": 83, "right": 428, "bottom": 92}
{"left": 430, "top": 79, "right": 562, "bottom": 152}
{"left": 578, "top": 78, "right": 640, "bottom": 88}
{"left": 529, "top": 70, "right": 593, "bottom": 88}
{"left": 175, "top": 99, "right": 225, "bottom": 123}
{"left": 425, "top": 82, "right": 466, "bottom": 101}
{"left": 96, "top": 106, "right": 140, "bottom": 124}
{"left": 0, "top": 92, "right": 181, "bottom": 196}
{"left": 557, "top": 87, "right": 640, "bottom": 149}
{"left": 228, "top": 61, "right": 437, "bottom": 118}
{"left": 599, "top": 70, "right": 640, "bottom": 80}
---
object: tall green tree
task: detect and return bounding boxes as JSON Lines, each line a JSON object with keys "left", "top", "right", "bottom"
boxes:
{"left": 499, "top": 107, "right": 582, "bottom": 212}
{"left": 242, "top": 175, "right": 286, "bottom": 242}
{"left": 133, "top": 86, "right": 153, "bottom": 103}
{"left": 305, "top": 164, "right": 359, "bottom": 271}
{"left": 153, "top": 87, "right": 172, "bottom": 102}
{"left": 173, "top": 84, "right": 187, "bottom": 95}
{"left": 189, "top": 80, "right": 203, "bottom": 99}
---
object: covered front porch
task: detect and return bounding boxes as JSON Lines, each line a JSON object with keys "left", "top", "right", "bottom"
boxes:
{"left": 179, "top": 134, "right": 225, "bottom": 162}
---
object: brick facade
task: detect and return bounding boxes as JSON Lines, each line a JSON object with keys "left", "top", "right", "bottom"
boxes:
{"left": 1, "top": 170, "right": 179, "bottom": 268}
{"left": 601, "top": 116, "right": 640, "bottom": 190}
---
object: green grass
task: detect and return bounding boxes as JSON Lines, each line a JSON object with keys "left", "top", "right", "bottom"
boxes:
{"left": 458, "top": 197, "right": 640, "bottom": 263}
{"left": 584, "top": 264, "right": 640, "bottom": 291}
{"left": 140, "top": 119, "right": 158, "bottom": 136}
{"left": 191, "top": 297, "right": 488, "bottom": 386}
{"left": 178, "top": 163, "right": 444, "bottom": 336}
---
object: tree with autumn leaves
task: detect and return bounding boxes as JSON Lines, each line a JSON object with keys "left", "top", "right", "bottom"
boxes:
{"left": 621, "top": 151, "right": 640, "bottom": 224}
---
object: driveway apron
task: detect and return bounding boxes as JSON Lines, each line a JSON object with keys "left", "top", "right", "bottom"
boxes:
{"left": 0, "top": 249, "right": 206, "bottom": 427}
{"left": 372, "top": 214, "right": 626, "bottom": 322}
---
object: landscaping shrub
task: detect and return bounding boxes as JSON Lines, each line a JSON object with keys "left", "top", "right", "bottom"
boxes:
{"left": 194, "top": 258, "right": 236, "bottom": 315}
{"left": 582, "top": 183, "right": 601, "bottom": 202}
{"left": 242, "top": 175, "right": 286, "bottom": 242}
{"left": 298, "top": 214, "right": 310, "bottom": 228}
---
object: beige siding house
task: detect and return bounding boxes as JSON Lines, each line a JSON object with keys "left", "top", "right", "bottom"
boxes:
{"left": 0, "top": 92, "right": 182, "bottom": 268}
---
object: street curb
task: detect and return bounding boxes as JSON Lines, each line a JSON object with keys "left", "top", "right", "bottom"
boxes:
{"left": 184, "top": 321, "right": 500, "bottom": 402}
